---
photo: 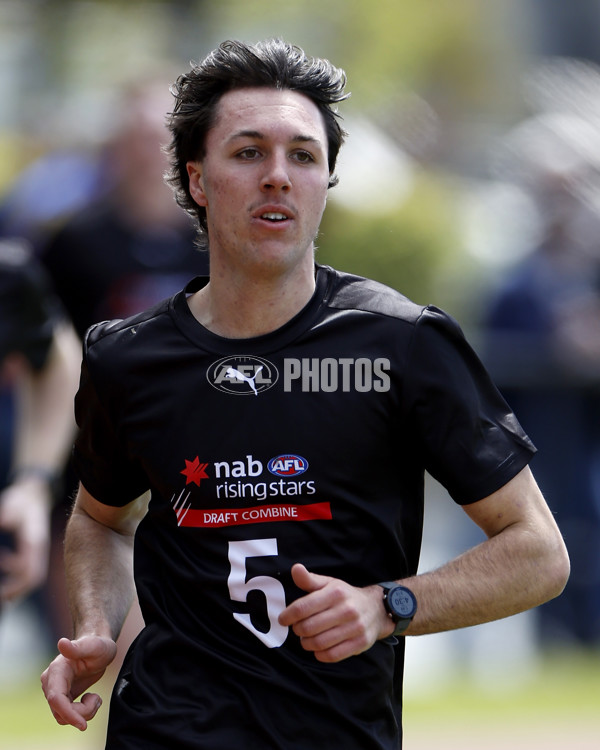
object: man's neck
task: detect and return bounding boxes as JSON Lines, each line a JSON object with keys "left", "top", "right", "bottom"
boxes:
{"left": 188, "top": 259, "right": 316, "bottom": 339}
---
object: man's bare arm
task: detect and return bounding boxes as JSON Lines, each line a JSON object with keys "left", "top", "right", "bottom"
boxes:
{"left": 402, "top": 465, "right": 570, "bottom": 635}
{"left": 41, "top": 484, "right": 148, "bottom": 730}
{"left": 64, "top": 484, "right": 148, "bottom": 640}
{"left": 280, "top": 466, "right": 570, "bottom": 661}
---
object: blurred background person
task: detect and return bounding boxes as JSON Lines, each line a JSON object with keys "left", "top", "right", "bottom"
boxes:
{"left": 40, "top": 77, "right": 208, "bottom": 339}
{"left": 0, "top": 237, "right": 80, "bottom": 610}
{"left": 481, "top": 110, "right": 600, "bottom": 646}
{"left": 16, "top": 76, "right": 211, "bottom": 659}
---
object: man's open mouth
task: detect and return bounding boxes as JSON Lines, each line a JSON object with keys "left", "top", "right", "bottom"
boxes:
{"left": 261, "top": 212, "right": 289, "bottom": 222}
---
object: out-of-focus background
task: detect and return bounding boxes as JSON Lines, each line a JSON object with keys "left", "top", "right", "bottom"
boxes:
{"left": 0, "top": 1, "right": 599, "bottom": 748}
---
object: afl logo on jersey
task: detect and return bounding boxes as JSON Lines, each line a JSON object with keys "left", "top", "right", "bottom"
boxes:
{"left": 268, "top": 454, "right": 309, "bottom": 476}
{"left": 207, "top": 356, "right": 279, "bottom": 395}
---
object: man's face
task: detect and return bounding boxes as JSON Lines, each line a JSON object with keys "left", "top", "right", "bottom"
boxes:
{"left": 187, "top": 87, "right": 331, "bottom": 276}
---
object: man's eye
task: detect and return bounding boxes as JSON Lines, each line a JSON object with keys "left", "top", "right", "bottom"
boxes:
{"left": 293, "top": 150, "right": 314, "bottom": 163}
{"left": 238, "top": 148, "right": 260, "bottom": 159}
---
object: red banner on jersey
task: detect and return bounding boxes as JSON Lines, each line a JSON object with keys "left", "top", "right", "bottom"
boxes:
{"left": 178, "top": 502, "right": 332, "bottom": 528}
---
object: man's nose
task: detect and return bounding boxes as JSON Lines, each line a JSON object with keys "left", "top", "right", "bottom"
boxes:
{"left": 261, "top": 153, "right": 291, "bottom": 192}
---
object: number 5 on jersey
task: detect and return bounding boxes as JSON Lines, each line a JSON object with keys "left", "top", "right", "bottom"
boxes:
{"left": 227, "top": 538, "right": 289, "bottom": 648}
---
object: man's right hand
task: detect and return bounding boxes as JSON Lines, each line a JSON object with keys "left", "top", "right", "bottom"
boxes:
{"left": 41, "top": 635, "right": 118, "bottom": 731}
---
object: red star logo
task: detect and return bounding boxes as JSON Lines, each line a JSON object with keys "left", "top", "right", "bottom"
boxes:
{"left": 180, "top": 456, "right": 209, "bottom": 487}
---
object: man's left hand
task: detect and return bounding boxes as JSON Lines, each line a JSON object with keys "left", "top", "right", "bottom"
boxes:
{"left": 278, "top": 563, "right": 394, "bottom": 662}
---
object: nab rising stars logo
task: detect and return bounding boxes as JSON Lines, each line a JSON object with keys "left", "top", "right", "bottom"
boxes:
{"left": 207, "top": 356, "right": 279, "bottom": 396}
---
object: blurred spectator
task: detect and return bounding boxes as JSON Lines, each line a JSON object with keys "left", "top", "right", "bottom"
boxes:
{"left": 482, "top": 112, "right": 600, "bottom": 645}
{"left": 27, "top": 78, "right": 209, "bottom": 650}
{"left": 0, "top": 238, "right": 80, "bottom": 608}
{"left": 40, "top": 78, "right": 208, "bottom": 338}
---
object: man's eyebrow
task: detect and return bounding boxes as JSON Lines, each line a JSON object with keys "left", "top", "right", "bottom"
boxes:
{"left": 228, "top": 129, "right": 263, "bottom": 142}
{"left": 228, "top": 129, "right": 323, "bottom": 145}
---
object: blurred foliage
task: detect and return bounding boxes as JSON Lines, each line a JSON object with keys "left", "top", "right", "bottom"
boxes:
{"left": 0, "top": 0, "right": 527, "bottom": 315}
{"left": 214, "top": 0, "right": 491, "bottom": 96}
{"left": 214, "top": 0, "right": 525, "bottom": 122}
{"left": 319, "top": 171, "right": 461, "bottom": 306}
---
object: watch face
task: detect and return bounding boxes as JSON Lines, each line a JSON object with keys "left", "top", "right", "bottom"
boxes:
{"left": 389, "top": 586, "right": 417, "bottom": 618}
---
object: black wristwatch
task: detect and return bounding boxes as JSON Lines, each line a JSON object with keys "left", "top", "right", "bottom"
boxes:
{"left": 378, "top": 582, "right": 417, "bottom": 636}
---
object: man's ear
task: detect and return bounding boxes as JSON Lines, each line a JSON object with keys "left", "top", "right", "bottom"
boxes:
{"left": 187, "top": 161, "right": 207, "bottom": 207}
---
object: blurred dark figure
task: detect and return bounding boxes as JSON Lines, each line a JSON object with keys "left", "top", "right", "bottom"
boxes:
{"left": 30, "top": 79, "right": 209, "bottom": 648}
{"left": 0, "top": 238, "right": 80, "bottom": 610}
{"left": 40, "top": 79, "right": 208, "bottom": 338}
{"left": 483, "top": 113, "right": 600, "bottom": 646}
